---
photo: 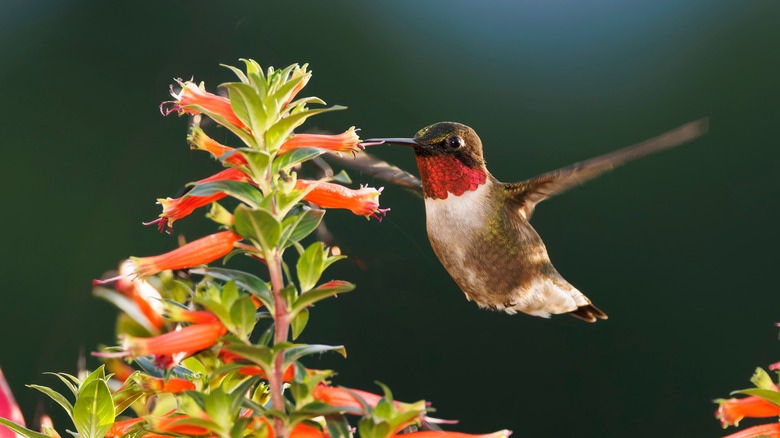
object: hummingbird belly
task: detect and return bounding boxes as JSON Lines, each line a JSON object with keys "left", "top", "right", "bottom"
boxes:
{"left": 423, "top": 183, "right": 590, "bottom": 317}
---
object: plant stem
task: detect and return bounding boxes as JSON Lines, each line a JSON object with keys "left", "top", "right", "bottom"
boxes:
{"left": 268, "top": 248, "right": 289, "bottom": 438}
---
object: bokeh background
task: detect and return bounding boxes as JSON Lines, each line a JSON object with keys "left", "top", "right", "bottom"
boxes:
{"left": 1, "top": 0, "right": 778, "bottom": 437}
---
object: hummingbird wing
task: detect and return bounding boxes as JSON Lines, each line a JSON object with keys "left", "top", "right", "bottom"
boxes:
{"left": 324, "top": 150, "right": 423, "bottom": 196}
{"left": 503, "top": 118, "right": 708, "bottom": 219}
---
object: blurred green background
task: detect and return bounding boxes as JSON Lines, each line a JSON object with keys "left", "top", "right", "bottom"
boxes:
{"left": 1, "top": 0, "right": 778, "bottom": 437}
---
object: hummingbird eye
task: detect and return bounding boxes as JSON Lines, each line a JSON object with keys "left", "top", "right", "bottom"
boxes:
{"left": 446, "top": 136, "right": 464, "bottom": 149}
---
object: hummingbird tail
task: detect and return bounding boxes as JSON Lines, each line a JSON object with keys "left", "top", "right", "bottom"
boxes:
{"left": 568, "top": 304, "right": 608, "bottom": 323}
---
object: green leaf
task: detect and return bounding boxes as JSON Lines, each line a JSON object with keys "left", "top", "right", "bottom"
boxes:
{"left": 223, "top": 344, "right": 273, "bottom": 374}
{"left": 182, "top": 356, "right": 208, "bottom": 377}
{"left": 268, "top": 70, "right": 310, "bottom": 117}
{"left": 186, "top": 180, "right": 263, "bottom": 207}
{"left": 224, "top": 82, "right": 267, "bottom": 140}
{"left": 280, "top": 209, "right": 325, "bottom": 250}
{"left": 733, "top": 388, "right": 780, "bottom": 408}
{"left": 265, "top": 106, "right": 346, "bottom": 152}
{"left": 284, "top": 344, "right": 346, "bottom": 364}
{"left": 274, "top": 147, "right": 324, "bottom": 173}
{"left": 27, "top": 384, "right": 74, "bottom": 420}
{"left": 297, "top": 242, "right": 326, "bottom": 293}
{"left": 330, "top": 170, "right": 352, "bottom": 185}
{"left": 324, "top": 415, "right": 352, "bottom": 438}
{"left": 293, "top": 281, "right": 355, "bottom": 314}
{"left": 0, "top": 418, "right": 52, "bottom": 438}
{"left": 43, "top": 373, "right": 79, "bottom": 398}
{"left": 230, "top": 295, "right": 257, "bottom": 341}
{"left": 241, "top": 149, "right": 271, "bottom": 181}
{"left": 113, "top": 390, "right": 144, "bottom": 417}
{"left": 73, "top": 379, "right": 115, "bottom": 438}
{"left": 179, "top": 103, "right": 256, "bottom": 148}
{"left": 234, "top": 205, "right": 282, "bottom": 251}
{"left": 222, "top": 280, "right": 240, "bottom": 308}
{"left": 79, "top": 367, "right": 106, "bottom": 393}
{"left": 190, "top": 267, "right": 274, "bottom": 312}
{"left": 220, "top": 64, "right": 249, "bottom": 85}
{"left": 285, "top": 96, "right": 326, "bottom": 111}
{"left": 202, "top": 387, "right": 231, "bottom": 433}
{"left": 291, "top": 308, "right": 309, "bottom": 340}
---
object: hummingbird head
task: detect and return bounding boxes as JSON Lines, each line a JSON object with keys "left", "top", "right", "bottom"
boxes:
{"left": 411, "top": 122, "right": 486, "bottom": 170}
{"left": 364, "top": 122, "right": 489, "bottom": 199}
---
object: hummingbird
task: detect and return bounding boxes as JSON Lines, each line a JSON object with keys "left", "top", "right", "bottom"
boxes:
{"left": 363, "top": 119, "right": 707, "bottom": 322}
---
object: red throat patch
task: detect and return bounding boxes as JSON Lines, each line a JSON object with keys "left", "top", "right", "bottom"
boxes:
{"left": 416, "top": 155, "right": 487, "bottom": 200}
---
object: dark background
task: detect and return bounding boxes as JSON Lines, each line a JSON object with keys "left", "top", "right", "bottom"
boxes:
{"left": 1, "top": 1, "right": 778, "bottom": 437}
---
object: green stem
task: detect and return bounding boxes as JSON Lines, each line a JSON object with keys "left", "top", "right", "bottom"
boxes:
{"left": 268, "top": 248, "right": 289, "bottom": 438}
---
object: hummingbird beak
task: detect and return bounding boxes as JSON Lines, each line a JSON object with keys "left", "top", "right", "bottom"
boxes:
{"left": 360, "top": 138, "right": 425, "bottom": 149}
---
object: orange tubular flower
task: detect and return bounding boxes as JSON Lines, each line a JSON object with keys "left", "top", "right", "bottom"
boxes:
{"left": 189, "top": 128, "right": 247, "bottom": 166}
{"left": 106, "top": 417, "right": 145, "bottom": 437}
{"left": 253, "top": 418, "right": 327, "bottom": 438}
{"left": 390, "top": 432, "right": 512, "bottom": 438}
{"left": 117, "top": 320, "right": 226, "bottom": 358}
{"left": 295, "top": 180, "right": 388, "bottom": 220}
{"left": 138, "top": 376, "right": 196, "bottom": 394}
{"left": 717, "top": 396, "right": 780, "bottom": 427}
{"left": 146, "top": 168, "right": 252, "bottom": 233}
{"left": 151, "top": 415, "right": 211, "bottom": 436}
{"left": 312, "top": 385, "right": 387, "bottom": 412}
{"left": 278, "top": 127, "right": 363, "bottom": 155}
{"left": 161, "top": 80, "right": 247, "bottom": 130}
{"left": 131, "top": 231, "right": 243, "bottom": 278}
{"left": 220, "top": 349, "right": 297, "bottom": 380}
{"left": 115, "top": 260, "right": 165, "bottom": 330}
{"left": 720, "top": 423, "right": 780, "bottom": 438}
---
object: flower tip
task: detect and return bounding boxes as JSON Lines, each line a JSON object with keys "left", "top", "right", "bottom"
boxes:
{"left": 370, "top": 208, "right": 390, "bottom": 222}
{"left": 143, "top": 218, "right": 172, "bottom": 234}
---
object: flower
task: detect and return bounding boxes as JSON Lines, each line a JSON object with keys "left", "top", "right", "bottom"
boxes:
{"left": 719, "top": 423, "right": 780, "bottom": 438}
{"left": 106, "top": 417, "right": 145, "bottom": 437}
{"left": 0, "top": 366, "right": 25, "bottom": 438}
{"left": 390, "top": 432, "right": 512, "bottom": 438}
{"left": 188, "top": 127, "right": 247, "bottom": 166}
{"left": 252, "top": 418, "right": 328, "bottom": 438}
{"left": 146, "top": 168, "right": 252, "bottom": 233}
{"left": 278, "top": 127, "right": 363, "bottom": 155}
{"left": 150, "top": 415, "right": 211, "bottom": 436}
{"left": 95, "top": 319, "right": 226, "bottom": 365}
{"left": 114, "top": 260, "right": 165, "bottom": 330}
{"left": 161, "top": 80, "right": 247, "bottom": 130}
{"left": 311, "top": 385, "right": 389, "bottom": 412}
{"left": 137, "top": 376, "right": 196, "bottom": 394}
{"left": 717, "top": 396, "right": 780, "bottom": 427}
{"left": 220, "top": 350, "right": 298, "bottom": 380}
{"left": 131, "top": 231, "right": 243, "bottom": 278}
{"left": 295, "top": 180, "right": 389, "bottom": 220}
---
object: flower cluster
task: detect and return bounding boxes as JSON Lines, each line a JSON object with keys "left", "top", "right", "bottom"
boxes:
{"left": 0, "top": 60, "right": 511, "bottom": 438}
{"left": 713, "top": 327, "right": 780, "bottom": 437}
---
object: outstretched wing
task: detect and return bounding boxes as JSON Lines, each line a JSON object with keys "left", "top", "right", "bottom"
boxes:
{"left": 504, "top": 118, "right": 708, "bottom": 219}
{"left": 324, "top": 151, "right": 423, "bottom": 196}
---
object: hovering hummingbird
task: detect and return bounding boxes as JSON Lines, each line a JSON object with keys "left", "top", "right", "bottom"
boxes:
{"left": 363, "top": 119, "right": 707, "bottom": 322}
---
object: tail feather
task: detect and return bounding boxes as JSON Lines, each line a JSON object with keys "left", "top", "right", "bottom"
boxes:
{"left": 568, "top": 304, "right": 608, "bottom": 322}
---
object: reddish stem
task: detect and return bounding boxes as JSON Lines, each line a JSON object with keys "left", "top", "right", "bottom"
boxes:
{"left": 268, "top": 248, "right": 289, "bottom": 438}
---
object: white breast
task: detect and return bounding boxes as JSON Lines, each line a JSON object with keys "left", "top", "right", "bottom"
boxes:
{"left": 423, "top": 183, "right": 492, "bottom": 252}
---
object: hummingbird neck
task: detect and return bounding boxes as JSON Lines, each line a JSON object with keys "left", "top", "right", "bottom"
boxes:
{"left": 416, "top": 155, "right": 488, "bottom": 200}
